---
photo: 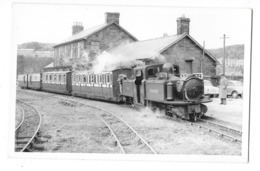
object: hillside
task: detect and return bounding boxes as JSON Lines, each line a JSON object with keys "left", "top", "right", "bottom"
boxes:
{"left": 18, "top": 42, "right": 55, "bottom": 51}
{"left": 17, "top": 55, "right": 54, "bottom": 75}
{"left": 208, "top": 44, "right": 244, "bottom": 60}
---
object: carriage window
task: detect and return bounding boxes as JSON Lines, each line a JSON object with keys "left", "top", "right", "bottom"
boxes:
{"left": 147, "top": 68, "right": 154, "bottom": 77}
{"left": 99, "top": 75, "right": 102, "bottom": 83}
{"left": 92, "top": 75, "right": 95, "bottom": 83}
{"left": 50, "top": 75, "right": 52, "bottom": 81}
{"left": 102, "top": 75, "right": 106, "bottom": 84}
{"left": 94, "top": 75, "right": 97, "bottom": 83}
{"left": 59, "top": 75, "right": 61, "bottom": 82}
{"left": 81, "top": 75, "right": 84, "bottom": 83}
{"left": 79, "top": 75, "right": 81, "bottom": 83}
{"left": 86, "top": 75, "right": 88, "bottom": 83}
{"left": 60, "top": 75, "right": 63, "bottom": 83}
{"left": 46, "top": 75, "right": 48, "bottom": 82}
{"left": 64, "top": 75, "right": 66, "bottom": 83}
{"left": 106, "top": 74, "right": 110, "bottom": 83}
{"left": 73, "top": 75, "right": 75, "bottom": 82}
{"left": 83, "top": 75, "right": 87, "bottom": 83}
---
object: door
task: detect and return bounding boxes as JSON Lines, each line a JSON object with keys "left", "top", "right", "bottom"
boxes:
{"left": 185, "top": 60, "right": 193, "bottom": 74}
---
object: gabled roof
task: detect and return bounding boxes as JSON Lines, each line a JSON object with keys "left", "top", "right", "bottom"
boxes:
{"left": 54, "top": 22, "right": 138, "bottom": 47}
{"left": 108, "top": 33, "right": 218, "bottom": 63}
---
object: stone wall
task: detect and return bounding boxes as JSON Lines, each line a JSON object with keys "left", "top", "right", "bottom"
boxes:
{"left": 54, "top": 23, "right": 136, "bottom": 68}
{"left": 161, "top": 36, "right": 216, "bottom": 77}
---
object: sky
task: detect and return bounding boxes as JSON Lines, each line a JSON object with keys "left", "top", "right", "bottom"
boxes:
{"left": 12, "top": 3, "right": 252, "bottom": 49}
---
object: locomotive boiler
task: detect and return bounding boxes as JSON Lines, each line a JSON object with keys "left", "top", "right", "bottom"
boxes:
{"left": 121, "top": 63, "right": 211, "bottom": 121}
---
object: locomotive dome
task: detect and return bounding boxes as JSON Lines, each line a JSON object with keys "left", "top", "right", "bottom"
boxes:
{"left": 162, "top": 63, "right": 174, "bottom": 73}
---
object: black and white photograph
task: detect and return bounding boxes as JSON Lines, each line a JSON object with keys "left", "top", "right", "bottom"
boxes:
{"left": 1, "top": 0, "right": 259, "bottom": 170}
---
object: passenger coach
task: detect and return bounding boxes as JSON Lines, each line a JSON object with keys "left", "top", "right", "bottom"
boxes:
{"left": 17, "top": 74, "right": 28, "bottom": 89}
{"left": 27, "top": 73, "right": 42, "bottom": 90}
{"left": 42, "top": 71, "right": 72, "bottom": 94}
{"left": 72, "top": 68, "right": 132, "bottom": 102}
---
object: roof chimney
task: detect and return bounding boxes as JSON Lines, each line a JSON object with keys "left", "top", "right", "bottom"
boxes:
{"left": 177, "top": 15, "right": 190, "bottom": 35}
{"left": 72, "top": 22, "right": 84, "bottom": 35}
{"left": 105, "top": 12, "right": 120, "bottom": 25}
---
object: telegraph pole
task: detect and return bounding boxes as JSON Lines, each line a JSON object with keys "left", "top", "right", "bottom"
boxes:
{"left": 220, "top": 34, "right": 229, "bottom": 76}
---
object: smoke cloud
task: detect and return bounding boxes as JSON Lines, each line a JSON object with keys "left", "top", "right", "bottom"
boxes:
{"left": 90, "top": 51, "right": 144, "bottom": 73}
{"left": 90, "top": 47, "right": 166, "bottom": 73}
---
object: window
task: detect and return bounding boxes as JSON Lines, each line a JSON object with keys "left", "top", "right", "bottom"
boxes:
{"left": 99, "top": 75, "right": 102, "bottom": 83}
{"left": 83, "top": 75, "right": 87, "bottom": 83}
{"left": 46, "top": 75, "right": 48, "bottom": 82}
{"left": 90, "top": 75, "right": 94, "bottom": 83}
{"left": 94, "top": 75, "right": 97, "bottom": 83}
{"left": 107, "top": 74, "right": 111, "bottom": 83}
{"left": 63, "top": 75, "right": 66, "bottom": 83}
{"left": 185, "top": 60, "right": 193, "bottom": 74}
{"left": 54, "top": 75, "right": 57, "bottom": 82}
{"left": 59, "top": 75, "right": 61, "bottom": 82}
{"left": 147, "top": 68, "right": 154, "bottom": 77}
{"left": 102, "top": 75, "right": 106, "bottom": 84}
{"left": 60, "top": 75, "right": 63, "bottom": 83}
{"left": 81, "top": 75, "right": 84, "bottom": 83}
{"left": 90, "top": 42, "right": 99, "bottom": 53}
{"left": 50, "top": 75, "right": 52, "bottom": 81}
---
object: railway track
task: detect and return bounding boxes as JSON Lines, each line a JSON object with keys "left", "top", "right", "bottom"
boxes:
{"left": 56, "top": 96, "right": 157, "bottom": 154}
{"left": 17, "top": 89, "right": 157, "bottom": 154}
{"left": 15, "top": 103, "right": 25, "bottom": 132}
{"left": 165, "top": 115, "right": 242, "bottom": 143}
{"left": 17, "top": 89, "right": 242, "bottom": 148}
{"left": 15, "top": 100, "right": 43, "bottom": 152}
{"left": 194, "top": 118, "right": 242, "bottom": 142}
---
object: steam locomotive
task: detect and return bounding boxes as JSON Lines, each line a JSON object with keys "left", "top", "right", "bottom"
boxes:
{"left": 18, "top": 63, "right": 211, "bottom": 121}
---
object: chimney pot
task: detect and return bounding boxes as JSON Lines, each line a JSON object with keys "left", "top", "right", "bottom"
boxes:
{"left": 72, "top": 22, "right": 84, "bottom": 35}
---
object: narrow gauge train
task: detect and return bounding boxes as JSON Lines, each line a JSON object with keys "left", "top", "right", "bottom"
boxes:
{"left": 17, "top": 63, "right": 211, "bottom": 121}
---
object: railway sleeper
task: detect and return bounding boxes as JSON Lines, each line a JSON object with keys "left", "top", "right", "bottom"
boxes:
{"left": 31, "top": 142, "right": 45, "bottom": 151}
{"left": 15, "top": 139, "right": 29, "bottom": 144}
{"left": 34, "top": 136, "right": 48, "bottom": 143}
{"left": 15, "top": 144, "right": 26, "bottom": 150}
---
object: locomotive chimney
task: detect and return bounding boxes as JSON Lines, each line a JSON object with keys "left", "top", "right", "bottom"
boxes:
{"left": 72, "top": 22, "right": 84, "bottom": 35}
{"left": 105, "top": 12, "right": 120, "bottom": 25}
{"left": 177, "top": 15, "right": 190, "bottom": 35}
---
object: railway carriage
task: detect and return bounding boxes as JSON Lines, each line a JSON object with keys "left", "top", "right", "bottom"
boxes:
{"left": 27, "top": 73, "right": 42, "bottom": 90}
{"left": 17, "top": 74, "right": 28, "bottom": 89}
{"left": 72, "top": 68, "right": 132, "bottom": 102}
{"left": 42, "top": 71, "right": 72, "bottom": 95}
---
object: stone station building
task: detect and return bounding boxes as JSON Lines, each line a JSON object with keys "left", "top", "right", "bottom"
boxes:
{"left": 52, "top": 12, "right": 218, "bottom": 84}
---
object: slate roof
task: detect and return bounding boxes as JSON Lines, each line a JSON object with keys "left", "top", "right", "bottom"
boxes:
{"left": 54, "top": 22, "right": 138, "bottom": 47}
{"left": 108, "top": 33, "right": 218, "bottom": 63}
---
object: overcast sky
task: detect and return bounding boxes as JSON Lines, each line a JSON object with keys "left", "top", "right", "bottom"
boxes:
{"left": 13, "top": 3, "right": 251, "bottom": 49}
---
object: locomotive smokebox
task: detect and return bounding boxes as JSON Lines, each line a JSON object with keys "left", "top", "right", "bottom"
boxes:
{"left": 166, "top": 82, "right": 173, "bottom": 101}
